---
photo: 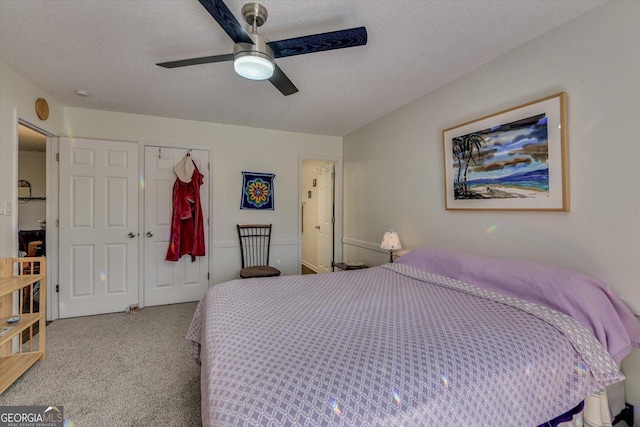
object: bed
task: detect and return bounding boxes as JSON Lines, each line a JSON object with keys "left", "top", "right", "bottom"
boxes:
{"left": 187, "top": 247, "right": 640, "bottom": 426}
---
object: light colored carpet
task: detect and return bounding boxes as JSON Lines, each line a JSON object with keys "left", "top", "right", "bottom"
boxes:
{"left": 0, "top": 302, "right": 201, "bottom": 426}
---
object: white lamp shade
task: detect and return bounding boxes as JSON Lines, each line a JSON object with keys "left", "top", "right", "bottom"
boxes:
{"left": 380, "top": 231, "right": 401, "bottom": 250}
{"left": 233, "top": 52, "right": 275, "bottom": 80}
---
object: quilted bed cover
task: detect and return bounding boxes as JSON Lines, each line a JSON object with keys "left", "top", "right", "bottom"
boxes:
{"left": 187, "top": 264, "right": 624, "bottom": 426}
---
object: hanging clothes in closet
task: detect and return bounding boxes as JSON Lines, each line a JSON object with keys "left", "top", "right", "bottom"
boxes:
{"left": 166, "top": 153, "right": 206, "bottom": 262}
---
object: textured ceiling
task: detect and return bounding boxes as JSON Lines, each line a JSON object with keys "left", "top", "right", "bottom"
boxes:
{"left": 0, "top": 0, "right": 605, "bottom": 137}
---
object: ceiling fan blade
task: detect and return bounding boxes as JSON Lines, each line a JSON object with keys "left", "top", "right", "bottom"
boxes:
{"left": 267, "top": 26, "right": 367, "bottom": 59}
{"left": 156, "top": 53, "right": 233, "bottom": 68}
{"left": 198, "top": 0, "right": 253, "bottom": 44}
{"left": 269, "top": 65, "right": 299, "bottom": 96}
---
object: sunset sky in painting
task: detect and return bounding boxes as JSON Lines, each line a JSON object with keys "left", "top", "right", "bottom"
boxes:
{"left": 461, "top": 113, "right": 548, "bottom": 181}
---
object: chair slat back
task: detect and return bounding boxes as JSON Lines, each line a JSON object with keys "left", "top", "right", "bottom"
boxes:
{"left": 237, "top": 224, "right": 273, "bottom": 268}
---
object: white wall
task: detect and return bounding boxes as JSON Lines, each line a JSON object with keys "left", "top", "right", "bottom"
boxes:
{"left": 62, "top": 107, "right": 342, "bottom": 284}
{"left": 1, "top": 57, "right": 341, "bottom": 304}
{"left": 343, "top": 1, "right": 640, "bottom": 409}
{"left": 0, "top": 62, "right": 62, "bottom": 256}
{"left": 344, "top": 1, "right": 639, "bottom": 311}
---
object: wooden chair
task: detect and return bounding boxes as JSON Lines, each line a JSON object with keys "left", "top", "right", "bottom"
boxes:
{"left": 237, "top": 224, "right": 281, "bottom": 279}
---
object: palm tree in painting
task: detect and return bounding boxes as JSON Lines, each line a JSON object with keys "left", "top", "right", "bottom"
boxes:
{"left": 452, "top": 138, "right": 464, "bottom": 195}
{"left": 452, "top": 133, "right": 486, "bottom": 198}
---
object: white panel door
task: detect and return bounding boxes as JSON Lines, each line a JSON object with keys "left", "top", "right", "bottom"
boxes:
{"left": 317, "top": 162, "right": 334, "bottom": 273}
{"left": 58, "top": 138, "right": 139, "bottom": 318}
{"left": 143, "top": 147, "right": 209, "bottom": 306}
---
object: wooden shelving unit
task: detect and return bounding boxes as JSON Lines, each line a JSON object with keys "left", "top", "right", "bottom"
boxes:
{"left": 0, "top": 257, "right": 46, "bottom": 394}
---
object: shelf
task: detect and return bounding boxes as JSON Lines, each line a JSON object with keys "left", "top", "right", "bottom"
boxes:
{"left": 0, "top": 313, "right": 44, "bottom": 347}
{"left": 0, "top": 352, "right": 43, "bottom": 394}
{"left": 0, "top": 274, "right": 44, "bottom": 296}
{"left": 0, "top": 257, "right": 46, "bottom": 394}
{"left": 18, "top": 197, "right": 46, "bottom": 202}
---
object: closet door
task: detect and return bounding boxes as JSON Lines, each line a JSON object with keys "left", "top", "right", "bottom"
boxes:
{"left": 58, "top": 138, "right": 139, "bottom": 318}
{"left": 143, "top": 146, "right": 209, "bottom": 307}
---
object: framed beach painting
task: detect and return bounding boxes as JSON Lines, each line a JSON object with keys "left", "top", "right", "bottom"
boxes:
{"left": 443, "top": 92, "right": 569, "bottom": 211}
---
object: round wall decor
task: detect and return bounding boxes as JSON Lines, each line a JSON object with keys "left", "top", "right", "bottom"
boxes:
{"left": 35, "top": 98, "right": 49, "bottom": 120}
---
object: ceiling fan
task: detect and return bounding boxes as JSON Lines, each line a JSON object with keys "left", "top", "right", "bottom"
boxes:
{"left": 156, "top": 0, "right": 368, "bottom": 96}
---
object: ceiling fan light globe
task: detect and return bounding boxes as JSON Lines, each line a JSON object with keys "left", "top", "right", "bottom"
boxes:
{"left": 234, "top": 52, "right": 275, "bottom": 80}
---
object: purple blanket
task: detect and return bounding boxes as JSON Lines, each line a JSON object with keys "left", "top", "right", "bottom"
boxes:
{"left": 396, "top": 247, "right": 640, "bottom": 363}
{"left": 188, "top": 264, "right": 623, "bottom": 426}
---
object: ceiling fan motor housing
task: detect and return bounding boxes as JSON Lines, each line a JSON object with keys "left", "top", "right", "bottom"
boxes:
{"left": 233, "top": 33, "right": 275, "bottom": 80}
{"left": 241, "top": 3, "right": 268, "bottom": 28}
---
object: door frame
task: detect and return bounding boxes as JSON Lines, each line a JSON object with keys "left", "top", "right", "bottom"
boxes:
{"left": 138, "top": 140, "right": 213, "bottom": 308}
{"left": 16, "top": 119, "right": 59, "bottom": 321}
{"left": 298, "top": 155, "right": 342, "bottom": 275}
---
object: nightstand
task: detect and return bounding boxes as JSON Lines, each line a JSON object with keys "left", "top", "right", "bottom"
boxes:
{"left": 333, "top": 262, "right": 369, "bottom": 272}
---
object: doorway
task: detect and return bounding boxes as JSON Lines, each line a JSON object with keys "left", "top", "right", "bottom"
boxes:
{"left": 17, "top": 125, "right": 48, "bottom": 255}
{"left": 301, "top": 160, "right": 336, "bottom": 274}
{"left": 17, "top": 122, "right": 58, "bottom": 321}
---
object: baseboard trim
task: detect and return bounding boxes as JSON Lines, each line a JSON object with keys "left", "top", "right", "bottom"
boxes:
{"left": 301, "top": 260, "right": 317, "bottom": 272}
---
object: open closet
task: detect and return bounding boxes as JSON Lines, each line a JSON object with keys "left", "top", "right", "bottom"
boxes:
{"left": 16, "top": 124, "right": 48, "bottom": 332}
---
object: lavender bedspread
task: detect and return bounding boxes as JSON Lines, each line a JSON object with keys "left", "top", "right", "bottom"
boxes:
{"left": 396, "top": 248, "right": 640, "bottom": 363}
{"left": 187, "top": 264, "right": 624, "bottom": 426}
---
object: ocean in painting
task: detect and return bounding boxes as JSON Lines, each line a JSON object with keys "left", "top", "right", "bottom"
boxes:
{"left": 467, "top": 168, "right": 549, "bottom": 192}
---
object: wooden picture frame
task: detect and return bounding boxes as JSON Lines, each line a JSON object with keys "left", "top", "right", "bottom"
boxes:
{"left": 443, "top": 92, "right": 568, "bottom": 211}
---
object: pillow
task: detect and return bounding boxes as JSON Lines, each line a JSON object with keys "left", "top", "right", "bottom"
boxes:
{"left": 396, "top": 247, "right": 640, "bottom": 363}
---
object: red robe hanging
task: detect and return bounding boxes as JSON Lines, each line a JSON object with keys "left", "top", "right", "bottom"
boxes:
{"left": 166, "top": 163, "right": 205, "bottom": 262}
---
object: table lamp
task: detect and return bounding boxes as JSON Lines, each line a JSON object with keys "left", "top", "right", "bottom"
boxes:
{"left": 380, "top": 231, "right": 401, "bottom": 263}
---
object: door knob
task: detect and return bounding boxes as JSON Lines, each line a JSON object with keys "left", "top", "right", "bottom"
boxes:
{"left": 315, "top": 225, "right": 320, "bottom": 230}
{"left": 128, "top": 232, "right": 136, "bottom": 238}
{"left": 146, "top": 231, "right": 154, "bottom": 237}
